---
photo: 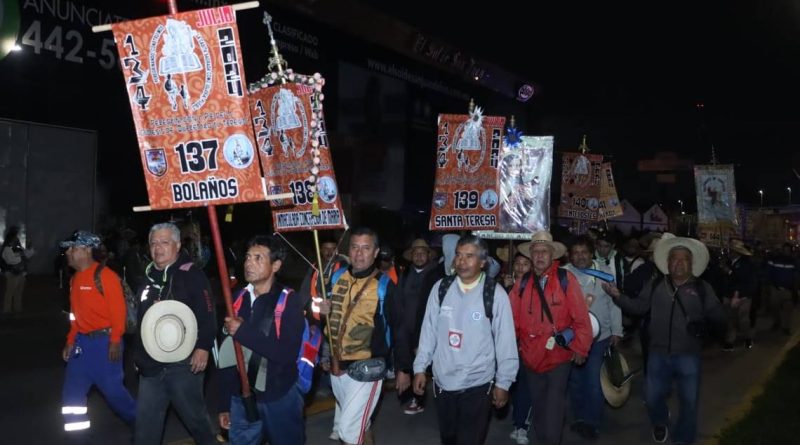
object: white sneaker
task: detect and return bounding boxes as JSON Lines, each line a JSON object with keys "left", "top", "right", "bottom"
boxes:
{"left": 510, "top": 428, "right": 529, "bottom": 444}
{"left": 329, "top": 430, "right": 340, "bottom": 441}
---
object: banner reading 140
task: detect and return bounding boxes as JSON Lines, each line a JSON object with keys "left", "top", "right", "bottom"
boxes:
{"left": 429, "top": 107, "right": 505, "bottom": 231}
{"left": 112, "top": 6, "right": 266, "bottom": 209}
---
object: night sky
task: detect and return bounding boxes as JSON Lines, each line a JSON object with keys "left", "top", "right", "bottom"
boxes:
{"left": 372, "top": 0, "right": 800, "bottom": 208}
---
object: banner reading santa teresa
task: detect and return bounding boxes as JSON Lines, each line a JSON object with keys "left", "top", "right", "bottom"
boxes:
{"left": 557, "top": 152, "right": 604, "bottom": 220}
{"left": 694, "top": 164, "right": 738, "bottom": 246}
{"left": 249, "top": 71, "right": 347, "bottom": 232}
{"left": 112, "top": 6, "right": 266, "bottom": 210}
{"left": 429, "top": 107, "right": 505, "bottom": 231}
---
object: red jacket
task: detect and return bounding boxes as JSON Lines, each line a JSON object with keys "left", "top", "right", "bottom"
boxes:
{"left": 509, "top": 261, "right": 592, "bottom": 373}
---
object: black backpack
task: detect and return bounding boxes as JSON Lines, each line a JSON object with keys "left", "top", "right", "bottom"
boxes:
{"left": 437, "top": 275, "right": 498, "bottom": 321}
{"left": 94, "top": 264, "right": 139, "bottom": 333}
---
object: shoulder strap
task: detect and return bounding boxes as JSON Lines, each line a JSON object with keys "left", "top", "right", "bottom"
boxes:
{"left": 330, "top": 267, "right": 347, "bottom": 292}
{"left": 518, "top": 272, "right": 531, "bottom": 298}
{"left": 650, "top": 274, "right": 664, "bottom": 296}
{"left": 482, "top": 277, "right": 496, "bottom": 321}
{"left": 94, "top": 263, "right": 105, "bottom": 297}
{"left": 335, "top": 270, "right": 379, "bottom": 360}
{"left": 438, "top": 275, "right": 457, "bottom": 306}
{"left": 557, "top": 267, "right": 568, "bottom": 294}
{"left": 533, "top": 274, "right": 555, "bottom": 326}
{"left": 232, "top": 288, "right": 248, "bottom": 317}
{"left": 274, "top": 288, "right": 291, "bottom": 339}
{"left": 377, "top": 272, "right": 391, "bottom": 316}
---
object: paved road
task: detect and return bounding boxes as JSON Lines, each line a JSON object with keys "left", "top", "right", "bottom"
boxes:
{"left": 2, "top": 276, "right": 797, "bottom": 445}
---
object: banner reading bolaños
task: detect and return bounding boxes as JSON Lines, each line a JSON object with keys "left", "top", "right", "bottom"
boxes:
{"left": 249, "top": 73, "right": 346, "bottom": 232}
{"left": 429, "top": 107, "right": 504, "bottom": 231}
{"left": 112, "top": 6, "right": 265, "bottom": 210}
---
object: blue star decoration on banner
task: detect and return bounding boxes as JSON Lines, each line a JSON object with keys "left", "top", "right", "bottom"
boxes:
{"left": 504, "top": 127, "right": 524, "bottom": 149}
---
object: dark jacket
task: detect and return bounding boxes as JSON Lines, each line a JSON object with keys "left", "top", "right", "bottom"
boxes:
{"left": 220, "top": 283, "right": 304, "bottom": 406}
{"left": 614, "top": 276, "right": 725, "bottom": 355}
{"left": 135, "top": 251, "right": 216, "bottom": 376}
{"left": 399, "top": 261, "right": 444, "bottom": 349}
{"left": 729, "top": 256, "right": 759, "bottom": 298}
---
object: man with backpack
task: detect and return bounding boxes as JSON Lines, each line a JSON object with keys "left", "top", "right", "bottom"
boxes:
{"left": 220, "top": 235, "right": 307, "bottom": 445}
{"left": 603, "top": 236, "right": 725, "bottom": 445}
{"left": 509, "top": 231, "right": 592, "bottom": 445}
{"left": 59, "top": 230, "right": 136, "bottom": 443}
{"left": 317, "top": 227, "right": 408, "bottom": 445}
{"left": 412, "top": 235, "right": 518, "bottom": 445}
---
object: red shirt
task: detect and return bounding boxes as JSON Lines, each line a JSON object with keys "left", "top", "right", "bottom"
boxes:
{"left": 509, "top": 261, "right": 592, "bottom": 373}
{"left": 66, "top": 263, "right": 127, "bottom": 344}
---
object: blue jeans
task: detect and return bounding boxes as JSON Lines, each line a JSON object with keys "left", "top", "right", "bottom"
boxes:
{"left": 511, "top": 364, "right": 532, "bottom": 429}
{"left": 646, "top": 353, "right": 701, "bottom": 444}
{"left": 569, "top": 337, "right": 609, "bottom": 430}
{"left": 229, "top": 387, "right": 305, "bottom": 445}
{"left": 134, "top": 365, "right": 215, "bottom": 445}
{"left": 62, "top": 334, "right": 136, "bottom": 443}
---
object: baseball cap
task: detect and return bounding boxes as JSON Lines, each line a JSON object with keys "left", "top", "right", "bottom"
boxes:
{"left": 60, "top": 230, "right": 102, "bottom": 248}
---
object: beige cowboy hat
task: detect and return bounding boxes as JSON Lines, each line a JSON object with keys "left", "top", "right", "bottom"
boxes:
{"left": 645, "top": 232, "right": 676, "bottom": 253}
{"left": 600, "top": 348, "right": 632, "bottom": 408}
{"left": 403, "top": 239, "right": 437, "bottom": 262}
{"left": 731, "top": 239, "right": 753, "bottom": 256}
{"left": 518, "top": 231, "right": 567, "bottom": 259}
{"left": 496, "top": 245, "right": 530, "bottom": 263}
{"left": 653, "top": 236, "right": 710, "bottom": 277}
{"left": 140, "top": 300, "right": 198, "bottom": 363}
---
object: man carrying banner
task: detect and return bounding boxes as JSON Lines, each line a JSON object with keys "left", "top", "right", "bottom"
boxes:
{"left": 412, "top": 235, "right": 518, "bottom": 445}
{"left": 60, "top": 231, "right": 136, "bottom": 442}
{"left": 721, "top": 240, "right": 758, "bottom": 350}
{"left": 220, "top": 235, "right": 305, "bottom": 445}
{"left": 509, "top": 231, "right": 592, "bottom": 445}
{"left": 318, "top": 227, "right": 408, "bottom": 445}
{"left": 562, "top": 236, "right": 622, "bottom": 440}
{"left": 134, "top": 223, "right": 216, "bottom": 445}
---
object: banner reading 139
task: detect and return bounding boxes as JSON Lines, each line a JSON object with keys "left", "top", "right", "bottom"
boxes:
{"left": 429, "top": 107, "right": 505, "bottom": 231}
{"left": 111, "top": 6, "right": 266, "bottom": 209}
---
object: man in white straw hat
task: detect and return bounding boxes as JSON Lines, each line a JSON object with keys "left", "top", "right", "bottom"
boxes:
{"left": 562, "top": 235, "right": 622, "bottom": 440}
{"left": 398, "top": 238, "right": 443, "bottom": 415}
{"left": 509, "top": 231, "right": 592, "bottom": 445}
{"left": 134, "top": 222, "right": 216, "bottom": 445}
{"left": 721, "top": 239, "right": 758, "bottom": 350}
{"left": 603, "top": 236, "right": 725, "bottom": 445}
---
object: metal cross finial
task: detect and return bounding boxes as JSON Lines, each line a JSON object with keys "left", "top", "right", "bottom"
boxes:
{"left": 263, "top": 10, "right": 287, "bottom": 77}
{"left": 579, "top": 134, "right": 589, "bottom": 154}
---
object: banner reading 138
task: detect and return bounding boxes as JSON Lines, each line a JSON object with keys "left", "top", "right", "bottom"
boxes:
{"left": 249, "top": 75, "right": 347, "bottom": 232}
{"left": 111, "top": 6, "right": 266, "bottom": 209}
{"left": 429, "top": 108, "right": 505, "bottom": 231}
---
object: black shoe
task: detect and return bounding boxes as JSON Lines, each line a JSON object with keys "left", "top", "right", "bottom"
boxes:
{"left": 744, "top": 339, "right": 753, "bottom": 349}
{"left": 653, "top": 425, "right": 668, "bottom": 443}
{"left": 722, "top": 343, "right": 734, "bottom": 352}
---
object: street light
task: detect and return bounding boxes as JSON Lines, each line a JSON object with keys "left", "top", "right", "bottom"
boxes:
{"left": 759, "top": 189, "right": 763, "bottom": 207}
{"left": 678, "top": 199, "right": 684, "bottom": 213}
